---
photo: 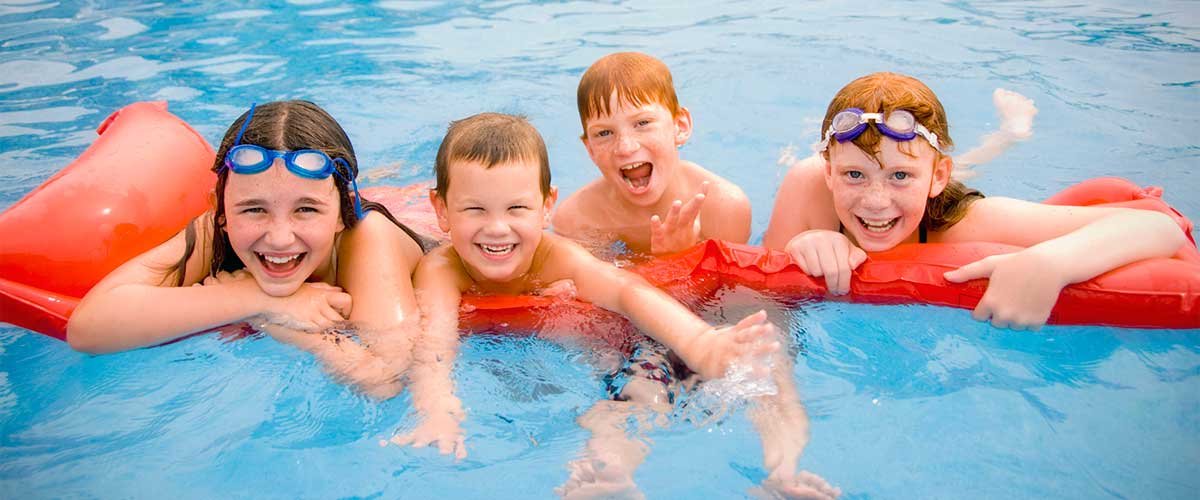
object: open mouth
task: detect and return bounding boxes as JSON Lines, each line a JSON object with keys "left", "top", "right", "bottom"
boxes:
{"left": 477, "top": 243, "right": 516, "bottom": 260}
{"left": 620, "top": 162, "right": 653, "bottom": 193}
{"left": 857, "top": 216, "right": 899, "bottom": 234}
{"left": 257, "top": 252, "right": 305, "bottom": 276}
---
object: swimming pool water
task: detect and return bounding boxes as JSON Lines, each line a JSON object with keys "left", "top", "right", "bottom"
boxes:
{"left": 1, "top": 1, "right": 1198, "bottom": 498}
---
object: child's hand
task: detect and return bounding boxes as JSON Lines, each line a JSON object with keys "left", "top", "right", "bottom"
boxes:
{"left": 944, "top": 248, "right": 1065, "bottom": 330}
{"left": 784, "top": 230, "right": 867, "bottom": 295}
{"left": 753, "top": 470, "right": 842, "bottom": 500}
{"left": 261, "top": 282, "right": 353, "bottom": 332}
{"left": 650, "top": 181, "right": 709, "bottom": 254}
{"left": 390, "top": 407, "right": 468, "bottom": 460}
{"left": 680, "top": 310, "right": 781, "bottom": 381}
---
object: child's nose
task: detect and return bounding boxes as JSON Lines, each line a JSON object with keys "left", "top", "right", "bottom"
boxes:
{"left": 862, "top": 183, "right": 890, "bottom": 209}
{"left": 264, "top": 220, "right": 297, "bottom": 247}
{"left": 615, "top": 134, "right": 639, "bottom": 155}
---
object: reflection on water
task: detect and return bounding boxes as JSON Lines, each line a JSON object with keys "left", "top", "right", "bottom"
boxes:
{"left": 1, "top": 1, "right": 1199, "bottom": 498}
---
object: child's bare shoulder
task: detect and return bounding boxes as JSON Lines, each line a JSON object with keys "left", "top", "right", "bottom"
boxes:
{"left": 552, "top": 180, "right": 619, "bottom": 235}
{"left": 683, "top": 161, "right": 750, "bottom": 218}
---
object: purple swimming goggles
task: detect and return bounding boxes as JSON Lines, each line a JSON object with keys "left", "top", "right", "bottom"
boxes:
{"left": 814, "top": 108, "right": 944, "bottom": 154}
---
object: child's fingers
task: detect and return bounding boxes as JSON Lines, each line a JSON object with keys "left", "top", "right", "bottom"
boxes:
{"left": 328, "top": 292, "right": 352, "bottom": 317}
{"left": 679, "top": 192, "right": 706, "bottom": 227}
{"left": 734, "top": 310, "right": 769, "bottom": 329}
{"left": 849, "top": 246, "right": 868, "bottom": 269}
{"left": 820, "top": 240, "right": 847, "bottom": 295}
{"left": 944, "top": 257, "right": 996, "bottom": 283}
{"left": 664, "top": 199, "right": 683, "bottom": 228}
{"left": 454, "top": 435, "right": 467, "bottom": 460}
{"left": 798, "top": 244, "right": 823, "bottom": 278}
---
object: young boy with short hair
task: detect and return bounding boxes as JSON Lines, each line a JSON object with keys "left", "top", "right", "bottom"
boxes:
{"left": 390, "top": 112, "right": 782, "bottom": 467}
{"left": 552, "top": 51, "right": 752, "bottom": 255}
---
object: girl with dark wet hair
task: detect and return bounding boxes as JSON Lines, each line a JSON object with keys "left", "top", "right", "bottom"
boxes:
{"left": 68, "top": 100, "right": 433, "bottom": 397}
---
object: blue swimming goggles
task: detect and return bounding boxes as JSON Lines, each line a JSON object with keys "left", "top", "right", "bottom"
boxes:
{"left": 222, "top": 103, "right": 364, "bottom": 218}
{"left": 814, "top": 108, "right": 944, "bottom": 154}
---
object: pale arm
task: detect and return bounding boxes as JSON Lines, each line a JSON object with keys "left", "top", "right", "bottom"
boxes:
{"left": 67, "top": 220, "right": 350, "bottom": 354}
{"left": 391, "top": 248, "right": 468, "bottom": 459}
{"left": 762, "top": 156, "right": 839, "bottom": 250}
{"left": 558, "top": 238, "right": 778, "bottom": 380}
{"left": 944, "top": 198, "right": 1187, "bottom": 328}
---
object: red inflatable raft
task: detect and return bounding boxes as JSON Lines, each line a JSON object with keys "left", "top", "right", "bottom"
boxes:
{"left": 1, "top": 103, "right": 1197, "bottom": 343}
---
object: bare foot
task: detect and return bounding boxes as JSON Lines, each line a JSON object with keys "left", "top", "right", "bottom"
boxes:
{"left": 993, "top": 88, "right": 1037, "bottom": 139}
{"left": 751, "top": 470, "right": 842, "bottom": 499}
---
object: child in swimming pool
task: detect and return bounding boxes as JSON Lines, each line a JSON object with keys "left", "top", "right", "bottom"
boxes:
{"left": 549, "top": 52, "right": 839, "bottom": 498}
{"left": 763, "top": 72, "right": 1187, "bottom": 329}
{"left": 388, "top": 113, "right": 784, "bottom": 468}
{"left": 552, "top": 51, "right": 752, "bottom": 256}
{"left": 67, "top": 101, "right": 434, "bottom": 397}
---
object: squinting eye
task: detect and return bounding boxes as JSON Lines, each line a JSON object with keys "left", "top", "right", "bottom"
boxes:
{"left": 297, "top": 206, "right": 319, "bottom": 213}
{"left": 847, "top": 171, "right": 864, "bottom": 179}
{"left": 636, "top": 119, "right": 650, "bottom": 126}
{"left": 595, "top": 130, "right": 611, "bottom": 138}
{"left": 509, "top": 205, "right": 530, "bottom": 211}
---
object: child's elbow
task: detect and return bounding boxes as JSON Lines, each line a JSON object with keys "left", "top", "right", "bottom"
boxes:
{"left": 65, "top": 315, "right": 113, "bottom": 354}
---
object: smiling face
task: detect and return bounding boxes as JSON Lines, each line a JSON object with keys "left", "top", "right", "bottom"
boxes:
{"left": 432, "top": 159, "right": 556, "bottom": 285}
{"left": 581, "top": 93, "right": 692, "bottom": 207}
{"left": 222, "top": 162, "right": 344, "bottom": 296}
{"left": 824, "top": 137, "right": 951, "bottom": 252}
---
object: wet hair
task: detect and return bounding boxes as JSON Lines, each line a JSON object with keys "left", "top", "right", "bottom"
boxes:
{"left": 433, "top": 112, "right": 551, "bottom": 199}
{"left": 168, "top": 100, "right": 425, "bottom": 285}
{"left": 577, "top": 52, "right": 681, "bottom": 137}
{"left": 821, "top": 72, "right": 981, "bottom": 232}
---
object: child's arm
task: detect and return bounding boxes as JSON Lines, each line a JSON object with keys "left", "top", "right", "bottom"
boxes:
{"left": 551, "top": 236, "right": 779, "bottom": 380}
{"left": 67, "top": 220, "right": 351, "bottom": 354}
{"left": 763, "top": 155, "right": 841, "bottom": 250}
{"left": 336, "top": 212, "right": 425, "bottom": 381}
{"left": 943, "top": 198, "right": 1187, "bottom": 329}
{"left": 763, "top": 158, "right": 860, "bottom": 294}
{"left": 390, "top": 248, "right": 468, "bottom": 459}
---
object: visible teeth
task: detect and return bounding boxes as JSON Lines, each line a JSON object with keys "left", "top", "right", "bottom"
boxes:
{"left": 621, "top": 162, "right": 648, "bottom": 171}
{"left": 480, "top": 244, "right": 515, "bottom": 255}
{"left": 859, "top": 217, "right": 898, "bottom": 233}
{"left": 261, "top": 254, "right": 300, "bottom": 264}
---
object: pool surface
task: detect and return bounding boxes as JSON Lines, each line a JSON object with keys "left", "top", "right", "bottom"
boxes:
{"left": 2, "top": 1, "right": 1198, "bottom": 498}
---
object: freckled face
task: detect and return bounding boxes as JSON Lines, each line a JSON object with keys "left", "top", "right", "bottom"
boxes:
{"left": 824, "top": 138, "right": 950, "bottom": 252}
{"left": 432, "top": 159, "right": 556, "bottom": 284}
{"left": 222, "top": 162, "right": 344, "bottom": 296}
{"left": 581, "top": 93, "right": 691, "bottom": 207}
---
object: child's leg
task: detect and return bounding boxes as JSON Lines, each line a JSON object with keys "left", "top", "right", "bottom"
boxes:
{"left": 746, "top": 340, "right": 841, "bottom": 499}
{"left": 557, "top": 341, "right": 679, "bottom": 499}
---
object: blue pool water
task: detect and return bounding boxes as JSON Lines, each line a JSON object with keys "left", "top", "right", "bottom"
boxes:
{"left": 2, "top": 1, "right": 1198, "bottom": 498}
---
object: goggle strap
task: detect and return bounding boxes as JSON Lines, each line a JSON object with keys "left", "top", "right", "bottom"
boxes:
{"left": 334, "top": 158, "right": 365, "bottom": 220}
{"left": 233, "top": 102, "right": 257, "bottom": 147}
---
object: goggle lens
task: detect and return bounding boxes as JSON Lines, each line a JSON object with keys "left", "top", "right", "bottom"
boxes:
{"left": 229, "top": 145, "right": 268, "bottom": 169}
{"left": 883, "top": 111, "right": 916, "bottom": 135}
{"left": 291, "top": 150, "right": 332, "bottom": 173}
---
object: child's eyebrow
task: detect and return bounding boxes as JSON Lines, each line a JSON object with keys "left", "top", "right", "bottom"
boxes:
{"left": 296, "top": 196, "right": 331, "bottom": 206}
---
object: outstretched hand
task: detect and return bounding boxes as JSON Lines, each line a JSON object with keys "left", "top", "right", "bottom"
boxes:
{"left": 650, "top": 181, "right": 709, "bottom": 254}
{"left": 680, "top": 310, "right": 781, "bottom": 381}
{"left": 390, "top": 407, "right": 468, "bottom": 460}
{"left": 784, "top": 230, "right": 867, "bottom": 295}
{"left": 944, "top": 249, "right": 1065, "bottom": 330}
